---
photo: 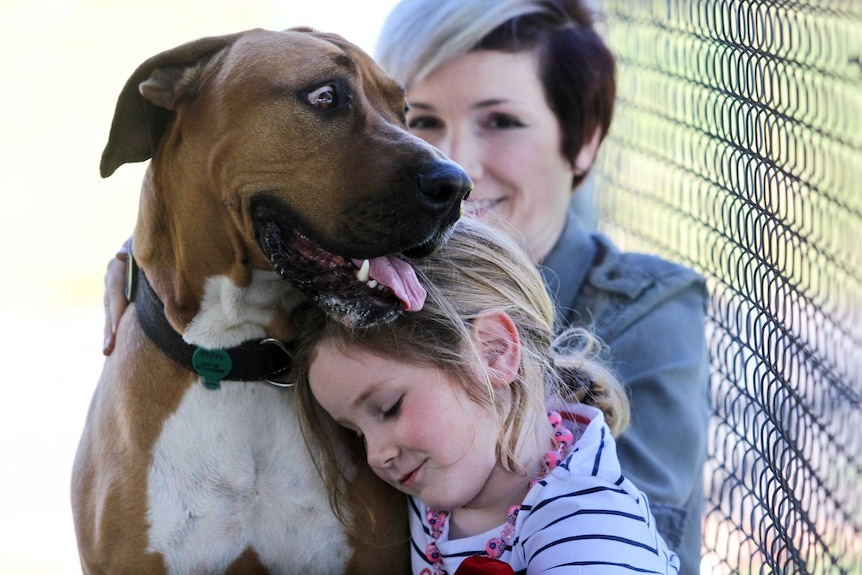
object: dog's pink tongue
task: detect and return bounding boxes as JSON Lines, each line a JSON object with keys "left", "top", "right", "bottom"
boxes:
{"left": 355, "top": 256, "right": 426, "bottom": 311}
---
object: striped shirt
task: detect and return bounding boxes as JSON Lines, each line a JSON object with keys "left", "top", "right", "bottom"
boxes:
{"left": 409, "top": 403, "right": 680, "bottom": 574}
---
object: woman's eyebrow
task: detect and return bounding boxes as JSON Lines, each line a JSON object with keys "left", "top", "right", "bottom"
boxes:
{"left": 473, "top": 98, "right": 509, "bottom": 108}
{"left": 407, "top": 101, "right": 435, "bottom": 111}
{"left": 409, "top": 98, "right": 516, "bottom": 112}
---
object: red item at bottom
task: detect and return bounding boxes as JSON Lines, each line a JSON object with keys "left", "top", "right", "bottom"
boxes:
{"left": 453, "top": 555, "right": 516, "bottom": 575}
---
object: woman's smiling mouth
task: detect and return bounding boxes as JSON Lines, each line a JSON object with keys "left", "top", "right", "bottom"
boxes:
{"left": 463, "top": 198, "right": 504, "bottom": 219}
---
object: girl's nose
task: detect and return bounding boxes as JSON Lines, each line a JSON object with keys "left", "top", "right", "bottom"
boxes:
{"left": 364, "top": 431, "right": 398, "bottom": 470}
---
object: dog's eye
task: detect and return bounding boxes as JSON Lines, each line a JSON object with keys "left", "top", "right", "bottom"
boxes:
{"left": 308, "top": 84, "right": 338, "bottom": 109}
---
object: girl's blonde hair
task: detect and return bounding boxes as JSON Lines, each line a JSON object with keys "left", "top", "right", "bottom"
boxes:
{"left": 293, "top": 217, "right": 629, "bottom": 532}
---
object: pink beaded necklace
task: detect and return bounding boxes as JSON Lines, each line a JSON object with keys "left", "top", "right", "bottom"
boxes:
{"left": 419, "top": 411, "right": 575, "bottom": 575}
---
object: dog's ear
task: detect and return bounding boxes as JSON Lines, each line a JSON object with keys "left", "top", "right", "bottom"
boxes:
{"left": 100, "top": 31, "right": 249, "bottom": 178}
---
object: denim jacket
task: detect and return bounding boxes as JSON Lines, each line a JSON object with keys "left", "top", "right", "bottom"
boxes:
{"left": 539, "top": 208, "right": 710, "bottom": 575}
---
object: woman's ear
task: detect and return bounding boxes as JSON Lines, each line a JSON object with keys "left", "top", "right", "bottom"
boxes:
{"left": 471, "top": 310, "right": 521, "bottom": 388}
{"left": 571, "top": 127, "right": 603, "bottom": 176}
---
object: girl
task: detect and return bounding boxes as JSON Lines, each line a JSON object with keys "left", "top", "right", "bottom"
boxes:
{"left": 293, "top": 218, "right": 680, "bottom": 574}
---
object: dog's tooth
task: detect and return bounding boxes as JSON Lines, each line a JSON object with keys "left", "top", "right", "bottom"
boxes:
{"left": 367, "top": 280, "right": 378, "bottom": 289}
{"left": 356, "top": 259, "right": 371, "bottom": 282}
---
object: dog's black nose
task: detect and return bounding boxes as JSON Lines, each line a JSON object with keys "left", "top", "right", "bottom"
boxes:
{"left": 418, "top": 160, "right": 473, "bottom": 206}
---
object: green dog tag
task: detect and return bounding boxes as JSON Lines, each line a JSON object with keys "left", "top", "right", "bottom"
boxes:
{"left": 192, "top": 348, "right": 232, "bottom": 390}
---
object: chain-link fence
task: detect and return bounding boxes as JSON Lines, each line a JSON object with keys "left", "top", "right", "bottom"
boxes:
{"left": 593, "top": 1, "right": 861, "bottom": 573}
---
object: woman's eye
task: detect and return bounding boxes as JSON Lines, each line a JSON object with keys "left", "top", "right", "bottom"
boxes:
{"left": 308, "top": 84, "right": 338, "bottom": 109}
{"left": 382, "top": 397, "right": 403, "bottom": 419}
{"left": 488, "top": 113, "right": 525, "bottom": 129}
{"left": 408, "top": 116, "right": 442, "bottom": 130}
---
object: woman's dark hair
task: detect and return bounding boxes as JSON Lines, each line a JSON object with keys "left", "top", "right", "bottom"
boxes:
{"left": 476, "top": 2, "right": 616, "bottom": 187}
{"left": 377, "top": 0, "right": 616, "bottom": 188}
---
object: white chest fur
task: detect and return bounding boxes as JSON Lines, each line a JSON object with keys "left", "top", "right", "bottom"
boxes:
{"left": 146, "top": 384, "right": 348, "bottom": 573}
{"left": 145, "top": 272, "right": 348, "bottom": 573}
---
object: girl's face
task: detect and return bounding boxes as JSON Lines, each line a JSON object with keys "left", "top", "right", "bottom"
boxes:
{"left": 309, "top": 341, "right": 506, "bottom": 512}
{"left": 406, "top": 50, "right": 577, "bottom": 263}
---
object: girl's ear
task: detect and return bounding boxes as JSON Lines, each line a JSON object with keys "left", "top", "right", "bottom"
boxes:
{"left": 471, "top": 310, "right": 521, "bottom": 388}
{"left": 571, "top": 127, "right": 603, "bottom": 176}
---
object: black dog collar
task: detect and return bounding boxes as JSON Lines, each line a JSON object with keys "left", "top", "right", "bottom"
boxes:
{"left": 128, "top": 252, "right": 294, "bottom": 390}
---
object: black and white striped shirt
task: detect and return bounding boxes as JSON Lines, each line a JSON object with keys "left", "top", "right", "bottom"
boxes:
{"left": 409, "top": 403, "right": 680, "bottom": 574}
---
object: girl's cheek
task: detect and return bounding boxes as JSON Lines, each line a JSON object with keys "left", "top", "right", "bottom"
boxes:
{"left": 369, "top": 465, "right": 390, "bottom": 482}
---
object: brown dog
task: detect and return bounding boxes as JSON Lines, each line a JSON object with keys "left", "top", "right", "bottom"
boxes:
{"left": 71, "top": 28, "right": 471, "bottom": 574}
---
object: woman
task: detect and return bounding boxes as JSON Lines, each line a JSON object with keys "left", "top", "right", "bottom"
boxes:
{"left": 102, "top": 0, "right": 709, "bottom": 571}
{"left": 376, "top": 2, "right": 709, "bottom": 571}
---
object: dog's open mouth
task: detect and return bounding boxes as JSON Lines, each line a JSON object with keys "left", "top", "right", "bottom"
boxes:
{"left": 259, "top": 221, "right": 425, "bottom": 327}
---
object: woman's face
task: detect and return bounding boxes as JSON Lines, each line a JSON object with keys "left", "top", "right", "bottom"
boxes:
{"left": 406, "top": 50, "right": 576, "bottom": 263}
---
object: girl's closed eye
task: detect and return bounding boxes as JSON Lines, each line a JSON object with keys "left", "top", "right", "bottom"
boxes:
{"left": 382, "top": 396, "right": 403, "bottom": 419}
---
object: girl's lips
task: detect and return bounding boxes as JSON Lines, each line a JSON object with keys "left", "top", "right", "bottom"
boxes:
{"left": 399, "top": 464, "right": 423, "bottom": 489}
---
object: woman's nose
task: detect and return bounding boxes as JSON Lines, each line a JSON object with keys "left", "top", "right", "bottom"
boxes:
{"left": 438, "top": 131, "right": 483, "bottom": 183}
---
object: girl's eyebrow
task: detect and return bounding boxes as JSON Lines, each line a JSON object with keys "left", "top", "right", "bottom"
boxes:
{"left": 349, "top": 384, "right": 382, "bottom": 411}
